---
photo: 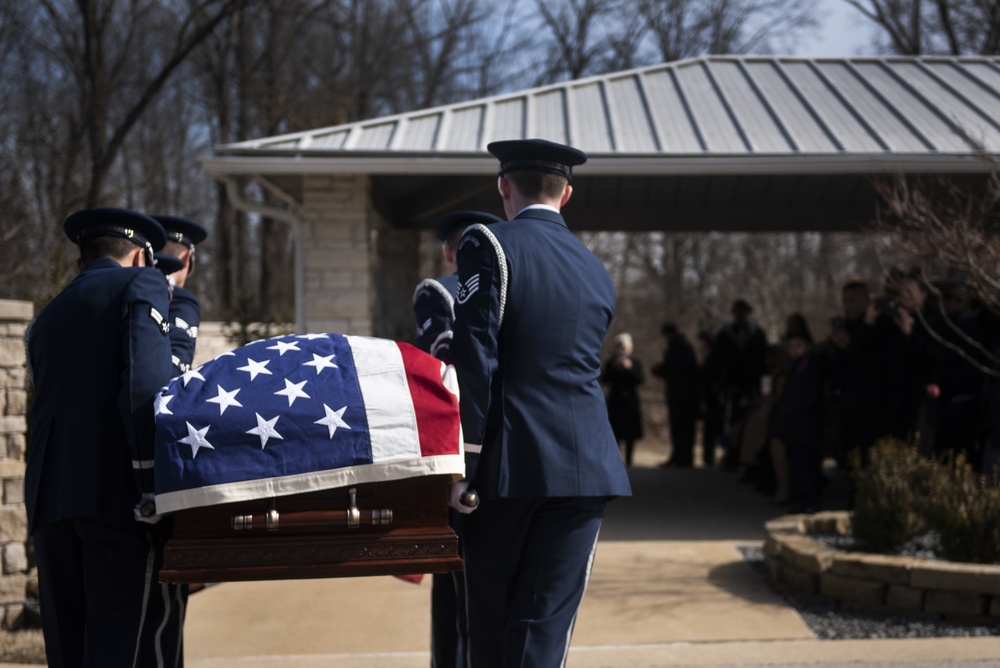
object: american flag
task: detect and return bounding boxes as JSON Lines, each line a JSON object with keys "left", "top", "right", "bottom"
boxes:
{"left": 153, "top": 333, "right": 464, "bottom": 513}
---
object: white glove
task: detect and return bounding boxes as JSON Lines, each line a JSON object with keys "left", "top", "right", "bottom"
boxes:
{"left": 448, "top": 480, "right": 479, "bottom": 515}
{"left": 133, "top": 493, "right": 163, "bottom": 525}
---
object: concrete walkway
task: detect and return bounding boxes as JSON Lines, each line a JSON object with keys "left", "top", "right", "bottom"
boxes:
{"left": 172, "top": 459, "right": 1000, "bottom": 667}
{"left": 6, "top": 447, "right": 1000, "bottom": 667}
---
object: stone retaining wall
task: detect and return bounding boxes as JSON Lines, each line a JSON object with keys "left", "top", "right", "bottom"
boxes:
{"left": 764, "top": 511, "right": 1000, "bottom": 621}
{"left": 0, "top": 301, "right": 32, "bottom": 628}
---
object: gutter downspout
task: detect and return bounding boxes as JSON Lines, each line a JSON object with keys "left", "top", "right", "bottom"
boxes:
{"left": 221, "top": 175, "right": 306, "bottom": 334}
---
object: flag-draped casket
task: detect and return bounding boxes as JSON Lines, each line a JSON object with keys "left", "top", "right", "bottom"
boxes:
{"left": 153, "top": 333, "right": 464, "bottom": 582}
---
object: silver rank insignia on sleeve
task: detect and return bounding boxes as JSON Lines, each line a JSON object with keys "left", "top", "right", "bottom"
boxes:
{"left": 456, "top": 274, "right": 480, "bottom": 304}
{"left": 149, "top": 307, "right": 170, "bottom": 335}
{"left": 175, "top": 317, "right": 198, "bottom": 339}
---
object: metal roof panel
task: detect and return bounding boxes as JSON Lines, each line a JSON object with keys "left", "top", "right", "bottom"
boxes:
{"left": 212, "top": 56, "right": 1000, "bottom": 169}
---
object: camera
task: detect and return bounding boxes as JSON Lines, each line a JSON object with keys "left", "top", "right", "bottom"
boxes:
{"left": 874, "top": 296, "right": 899, "bottom": 312}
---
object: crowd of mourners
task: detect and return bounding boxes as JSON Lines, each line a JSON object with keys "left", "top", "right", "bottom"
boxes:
{"left": 603, "top": 269, "right": 1000, "bottom": 513}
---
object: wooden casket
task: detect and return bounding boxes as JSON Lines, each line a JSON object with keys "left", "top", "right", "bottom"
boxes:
{"left": 153, "top": 333, "right": 465, "bottom": 583}
{"left": 160, "top": 475, "right": 460, "bottom": 583}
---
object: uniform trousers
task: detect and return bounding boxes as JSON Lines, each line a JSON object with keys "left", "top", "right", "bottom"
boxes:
{"left": 462, "top": 496, "right": 608, "bottom": 668}
{"left": 432, "top": 510, "right": 467, "bottom": 668}
{"left": 32, "top": 518, "right": 157, "bottom": 668}
{"left": 135, "top": 519, "right": 187, "bottom": 668}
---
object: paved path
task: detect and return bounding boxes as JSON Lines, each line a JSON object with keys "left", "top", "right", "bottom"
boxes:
{"left": 174, "top": 463, "right": 1000, "bottom": 667}
{"left": 7, "top": 450, "right": 1000, "bottom": 666}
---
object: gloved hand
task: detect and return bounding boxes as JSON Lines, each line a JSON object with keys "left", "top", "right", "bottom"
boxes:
{"left": 448, "top": 480, "right": 479, "bottom": 515}
{"left": 133, "top": 493, "right": 163, "bottom": 525}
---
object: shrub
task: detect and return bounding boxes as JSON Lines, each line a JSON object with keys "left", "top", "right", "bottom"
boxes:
{"left": 923, "top": 454, "right": 1000, "bottom": 564}
{"left": 850, "top": 439, "right": 936, "bottom": 553}
{"left": 850, "top": 440, "right": 1000, "bottom": 564}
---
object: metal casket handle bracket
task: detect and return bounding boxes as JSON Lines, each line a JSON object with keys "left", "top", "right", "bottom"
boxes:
{"left": 229, "top": 487, "right": 392, "bottom": 531}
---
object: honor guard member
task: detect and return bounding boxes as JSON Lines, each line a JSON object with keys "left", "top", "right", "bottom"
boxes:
{"left": 449, "top": 139, "right": 632, "bottom": 668}
{"left": 413, "top": 210, "right": 499, "bottom": 668}
{"left": 414, "top": 211, "right": 501, "bottom": 361}
{"left": 152, "top": 215, "right": 207, "bottom": 376}
{"left": 149, "top": 215, "right": 207, "bottom": 668}
{"left": 26, "top": 208, "right": 174, "bottom": 668}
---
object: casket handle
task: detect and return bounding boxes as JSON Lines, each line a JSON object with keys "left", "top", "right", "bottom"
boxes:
{"left": 229, "top": 488, "right": 394, "bottom": 532}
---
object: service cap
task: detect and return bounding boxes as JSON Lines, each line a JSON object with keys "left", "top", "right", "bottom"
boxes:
{"left": 152, "top": 215, "right": 208, "bottom": 249}
{"left": 487, "top": 138, "right": 587, "bottom": 181}
{"left": 154, "top": 253, "right": 185, "bottom": 275}
{"left": 434, "top": 210, "right": 502, "bottom": 243}
{"left": 63, "top": 208, "right": 166, "bottom": 262}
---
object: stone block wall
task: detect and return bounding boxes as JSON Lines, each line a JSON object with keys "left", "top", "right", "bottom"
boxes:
{"left": 764, "top": 511, "right": 1000, "bottom": 622}
{"left": 0, "top": 300, "right": 32, "bottom": 628}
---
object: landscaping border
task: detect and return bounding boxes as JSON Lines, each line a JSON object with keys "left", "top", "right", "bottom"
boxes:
{"left": 764, "top": 511, "right": 1000, "bottom": 622}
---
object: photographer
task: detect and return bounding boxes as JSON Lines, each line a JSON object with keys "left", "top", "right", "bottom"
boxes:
{"left": 865, "top": 269, "right": 939, "bottom": 446}
{"left": 601, "top": 333, "right": 645, "bottom": 466}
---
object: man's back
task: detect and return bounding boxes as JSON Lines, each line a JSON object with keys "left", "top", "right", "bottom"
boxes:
{"left": 455, "top": 207, "right": 630, "bottom": 499}
{"left": 27, "top": 260, "right": 171, "bottom": 531}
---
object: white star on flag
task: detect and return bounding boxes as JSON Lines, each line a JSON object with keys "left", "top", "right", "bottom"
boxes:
{"left": 247, "top": 413, "right": 283, "bottom": 448}
{"left": 207, "top": 385, "right": 243, "bottom": 414}
{"left": 297, "top": 333, "right": 329, "bottom": 340}
{"left": 155, "top": 394, "right": 174, "bottom": 416}
{"left": 237, "top": 358, "right": 272, "bottom": 381}
{"left": 275, "top": 378, "right": 310, "bottom": 406}
{"left": 267, "top": 340, "right": 301, "bottom": 356}
{"left": 315, "top": 404, "right": 351, "bottom": 439}
{"left": 303, "top": 353, "right": 338, "bottom": 374}
{"left": 179, "top": 422, "right": 214, "bottom": 458}
{"left": 181, "top": 368, "right": 205, "bottom": 386}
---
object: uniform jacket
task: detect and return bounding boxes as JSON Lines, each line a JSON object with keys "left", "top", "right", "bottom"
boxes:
{"left": 450, "top": 207, "right": 632, "bottom": 500}
{"left": 169, "top": 285, "right": 200, "bottom": 375}
{"left": 25, "top": 259, "right": 173, "bottom": 532}
{"left": 412, "top": 273, "right": 458, "bottom": 360}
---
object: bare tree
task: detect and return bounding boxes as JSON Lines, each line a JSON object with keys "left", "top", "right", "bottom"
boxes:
{"left": 844, "top": 0, "right": 1000, "bottom": 55}
{"left": 637, "top": 0, "right": 818, "bottom": 61}
{"left": 871, "top": 170, "right": 1000, "bottom": 318}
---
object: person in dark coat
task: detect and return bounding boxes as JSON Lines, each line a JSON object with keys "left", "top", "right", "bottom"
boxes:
{"left": 652, "top": 323, "right": 700, "bottom": 468}
{"left": 926, "top": 280, "right": 985, "bottom": 463}
{"left": 769, "top": 331, "right": 831, "bottom": 512}
{"left": 696, "top": 330, "right": 724, "bottom": 467}
{"left": 601, "top": 332, "right": 645, "bottom": 466}
{"left": 828, "top": 278, "right": 880, "bottom": 466}
{"left": 26, "top": 208, "right": 174, "bottom": 668}
{"left": 867, "top": 270, "right": 939, "bottom": 446}
{"left": 449, "top": 138, "right": 631, "bottom": 668}
{"left": 714, "top": 299, "right": 768, "bottom": 469}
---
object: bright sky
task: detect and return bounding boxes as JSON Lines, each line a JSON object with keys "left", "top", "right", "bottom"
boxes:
{"left": 795, "top": 0, "right": 878, "bottom": 57}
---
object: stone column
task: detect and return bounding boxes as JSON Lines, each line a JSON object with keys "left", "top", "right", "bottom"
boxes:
{"left": 301, "top": 174, "right": 376, "bottom": 335}
{"left": 0, "top": 300, "right": 31, "bottom": 628}
{"left": 300, "top": 174, "right": 423, "bottom": 339}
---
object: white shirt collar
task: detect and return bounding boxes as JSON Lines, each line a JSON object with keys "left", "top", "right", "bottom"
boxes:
{"left": 516, "top": 204, "right": 560, "bottom": 216}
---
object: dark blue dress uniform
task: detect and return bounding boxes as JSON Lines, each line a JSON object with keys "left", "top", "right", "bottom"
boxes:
{"left": 149, "top": 216, "right": 208, "bottom": 668}
{"left": 414, "top": 273, "right": 459, "bottom": 359}
{"left": 26, "top": 208, "right": 174, "bottom": 668}
{"left": 450, "top": 140, "right": 631, "bottom": 668}
{"left": 414, "top": 211, "right": 501, "bottom": 362}
{"left": 414, "top": 210, "right": 499, "bottom": 668}
{"left": 152, "top": 215, "right": 207, "bottom": 377}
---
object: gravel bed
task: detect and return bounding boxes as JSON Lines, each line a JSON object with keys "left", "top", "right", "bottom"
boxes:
{"left": 736, "top": 544, "right": 1000, "bottom": 640}
{"left": 812, "top": 532, "right": 941, "bottom": 560}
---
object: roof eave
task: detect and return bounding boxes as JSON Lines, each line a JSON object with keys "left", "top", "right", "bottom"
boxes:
{"left": 200, "top": 153, "right": 1000, "bottom": 178}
